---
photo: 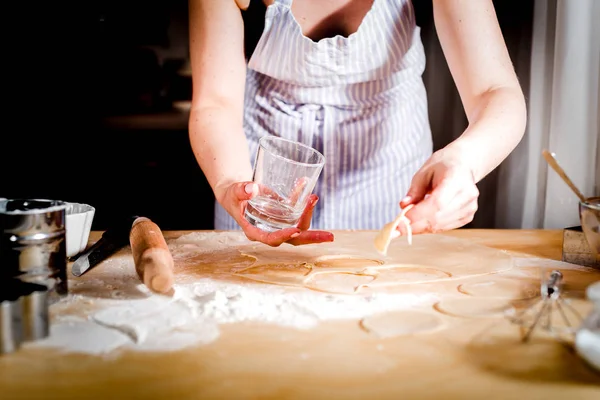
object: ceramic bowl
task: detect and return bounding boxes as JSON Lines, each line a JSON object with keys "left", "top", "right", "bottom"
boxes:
{"left": 580, "top": 197, "right": 600, "bottom": 255}
{"left": 65, "top": 202, "right": 95, "bottom": 258}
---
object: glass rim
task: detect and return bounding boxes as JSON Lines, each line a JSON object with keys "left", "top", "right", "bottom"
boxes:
{"left": 258, "top": 136, "right": 325, "bottom": 168}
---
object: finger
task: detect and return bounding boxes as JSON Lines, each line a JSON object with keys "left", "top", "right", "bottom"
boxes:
{"left": 427, "top": 214, "right": 476, "bottom": 233}
{"left": 409, "top": 218, "right": 435, "bottom": 235}
{"left": 237, "top": 213, "right": 301, "bottom": 245}
{"left": 242, "top": 224, "right": 302, "bottom": 247}
{"left": 296, "top": 194, "right": 318, "bottom": 231}
{"left": 393, "top": 215, "right": 411, "bottom": 237}
{"left": 431, "top": 198, "right": 479, "bottom": 230}
{"left": 406, "top": 187, "right": 459, "bottom": 235}
{"left": 418, "top": 184, "right": 478, "bottom": 229}
{"left": 405, "top": 178, "right": 459, "bottom": 225}
{"left": 256, "top": 184, "right": 285, "bottom": 202}
{"left": 289, "top": 177, "right": 309, "bottom": 205}
{"left": 287, "top": 230, "right": 334, "bottom": 246}
{"left": 410, "top": 198, "right": 478, "bottom": 234}
{"left": 400, "top": 169, "right": 432, "bottom": 208}
{"left": 233, "top": 182, "right": 259, "bottom": 201}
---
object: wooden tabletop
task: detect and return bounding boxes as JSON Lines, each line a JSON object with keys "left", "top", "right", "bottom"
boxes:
{"left": 1, "top": 229, "right": 599, "bottom": 400}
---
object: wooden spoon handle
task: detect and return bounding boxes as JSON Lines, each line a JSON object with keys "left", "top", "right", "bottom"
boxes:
{"left": 129, "top": 217, "right": 174, "bottom": 294}
{"left": 542, "top": 150, "right": 587, "bottom": 203}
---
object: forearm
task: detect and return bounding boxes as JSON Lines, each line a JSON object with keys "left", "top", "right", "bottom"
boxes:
{"left": 444, "top": 85, "right": 527, "bottom": 182}
{"left": 189, "top": 106, "right": 252, "bottom": 203}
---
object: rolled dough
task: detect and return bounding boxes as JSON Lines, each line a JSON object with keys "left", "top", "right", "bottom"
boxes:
{"left": 458, "top": 278, "right": 539, "bottom": 300}
{"left": 232, "top": 256, "right": 385, "bottom": 291}
{"left": 360, "top": 266, "right": 452, "bottom": 288}
{"left": 433, "top": 298, "right": 514, "bottom": 318}
{"left": 304, "top": 271, "right": 375, "bottom": 294}
{"left": 360, "top": 310, "right": 443, "bottom": 338}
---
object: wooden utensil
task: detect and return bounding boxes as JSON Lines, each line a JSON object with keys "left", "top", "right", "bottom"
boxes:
{"left": 129, "top": 217, "right": 174, "bottom": 294}
{"left": 542, "top": 149, "right": 587, "bottom": 203}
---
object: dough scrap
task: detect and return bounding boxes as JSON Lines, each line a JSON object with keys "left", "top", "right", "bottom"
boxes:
{"left": 374, "top": 204, "right": 414, "bottom": 255}
{"left": 360, "top": 310, "right": 443, "bottom": 338}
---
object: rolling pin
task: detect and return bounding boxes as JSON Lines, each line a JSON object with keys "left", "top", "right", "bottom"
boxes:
{"left": 129, "top": 217, "right": 174, "bottom": 294}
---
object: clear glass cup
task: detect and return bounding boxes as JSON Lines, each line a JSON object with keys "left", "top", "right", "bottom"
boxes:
{"left": 244, "top": 136, "right": 325, "bottom": 232}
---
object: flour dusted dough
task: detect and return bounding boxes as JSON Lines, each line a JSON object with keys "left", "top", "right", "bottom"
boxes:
{"left": 304, "top": 271, "right": 375, "bottom": 294}
{"left": 374, "top": 205, "right": 414, "bottom": 255}
{"left": 433, "top": 298, "right": 514, "bottom": 318}
{"left": 232, "top": 256, "right": 385, "bottom": 292}
{"left": 360, "top": 310, "right": 443, "bottom": 338}
{"left": 458, "top": 278, "right": 538, "bottom": 300}
{"left": 360, "top": 265, "right": 452, "bottom": 288}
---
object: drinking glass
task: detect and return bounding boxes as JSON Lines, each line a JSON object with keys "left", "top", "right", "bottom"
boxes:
{"left": 244, "top": 136, "right": 325, "bottom": 232}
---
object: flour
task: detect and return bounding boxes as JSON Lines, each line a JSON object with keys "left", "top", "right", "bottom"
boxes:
{"left": 25, "top": 231, "right": 447, "bottom": 356}
{"left": 30, "top": 319, "right": 131, "bottom": 355}
{"left": 26, "top": 277, "right": 437, "bottom": 356}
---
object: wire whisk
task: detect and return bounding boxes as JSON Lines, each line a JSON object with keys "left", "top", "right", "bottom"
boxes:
{"left": 506, "top": 270, "right": 583, "bottom": 342}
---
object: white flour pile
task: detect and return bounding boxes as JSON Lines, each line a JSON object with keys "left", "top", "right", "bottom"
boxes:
{"left": 26, "top": 278, "right": 437, "bottom": 356}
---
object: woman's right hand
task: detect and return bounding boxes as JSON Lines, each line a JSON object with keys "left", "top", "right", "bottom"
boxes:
{"left": 216, "top": 181, "right": 334, "bottom": 247}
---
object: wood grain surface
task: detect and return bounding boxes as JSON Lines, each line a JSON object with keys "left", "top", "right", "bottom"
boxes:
{"left": 0, "top": 229, "right": 598, "bottom": 400}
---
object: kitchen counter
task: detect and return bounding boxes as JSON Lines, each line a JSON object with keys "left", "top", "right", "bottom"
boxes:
{"left": 1, "top": 229, "right": 599, "bottom": 399}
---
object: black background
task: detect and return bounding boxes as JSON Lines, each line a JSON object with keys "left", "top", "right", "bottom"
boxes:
{"left": 1, "top": 0, "right": 534, "bottom": 231}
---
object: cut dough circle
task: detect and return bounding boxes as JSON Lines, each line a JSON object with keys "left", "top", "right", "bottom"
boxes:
{"left": 304, "top": 271, "right": 375, "bottom": 294}
{"left": 233, "top": 257, "right": 387, "bottom": 292}
{"left": 314, "top": 255, "right": 385, "bottom": 270}
{"left": 457, "top": 278, "right": 538, "bottom": 300}
{"left": 364, "top": 266, "right": 452, "bottom": 288}
{"left": 360, "top": 310, "right": 443, "bottom": 338}
{"left": 433, "top": 298, "right": 513, "bottom": 318}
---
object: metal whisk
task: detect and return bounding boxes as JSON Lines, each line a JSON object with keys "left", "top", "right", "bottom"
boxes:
{"left": 507, "top": 270, "right": 583, "bottom": 342}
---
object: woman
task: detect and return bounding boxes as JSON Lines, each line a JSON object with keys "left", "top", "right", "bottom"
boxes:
{"left": 187, "top": 0, "right": 527, "bottom": 246}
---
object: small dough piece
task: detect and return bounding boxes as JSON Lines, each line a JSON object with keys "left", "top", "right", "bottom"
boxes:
{"left": 360, "top": 310, "right": 443, "bottom": 338}
{"left": 374, "top": 205, "right": 414, "bottom": 255}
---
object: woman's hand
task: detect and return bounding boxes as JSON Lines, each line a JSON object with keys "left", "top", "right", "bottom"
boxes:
{"left": 217, "top": 181, "right": 334, "bottom": 246}
{"left": 399, "top": 149, "right": 479, "bottom": 235}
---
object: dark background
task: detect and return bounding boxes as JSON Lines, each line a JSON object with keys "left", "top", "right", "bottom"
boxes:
{"left": 1, "top": 0, "right": 534, "bottom": 231}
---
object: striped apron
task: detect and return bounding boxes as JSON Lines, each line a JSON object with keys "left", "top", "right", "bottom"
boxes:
{"left": 214, "top": 0, "right": 433, "bottom": 230}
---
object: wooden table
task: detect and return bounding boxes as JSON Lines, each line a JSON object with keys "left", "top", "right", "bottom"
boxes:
{"left": 1, "top": 229, "right": 599, "bottom": 399}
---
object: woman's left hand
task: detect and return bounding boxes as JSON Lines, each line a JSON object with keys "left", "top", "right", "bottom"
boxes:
{"left": 399, "top": 148, "right": 480, "bottom": 235}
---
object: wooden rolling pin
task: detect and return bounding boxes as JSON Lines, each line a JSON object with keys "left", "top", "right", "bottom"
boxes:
{"left": 129, "top": 217, "right": 174, "bottom": 294}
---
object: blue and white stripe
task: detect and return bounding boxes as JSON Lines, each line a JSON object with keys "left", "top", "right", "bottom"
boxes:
{"left": 215, "top": 0, "right": 433, "bottom": 230}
